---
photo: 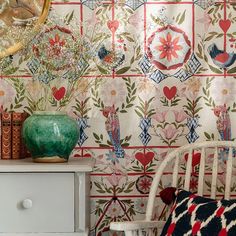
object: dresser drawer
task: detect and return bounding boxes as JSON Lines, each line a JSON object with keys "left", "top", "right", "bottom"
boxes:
{"left": 0, "top": 173, "right": 74, "bottom": 233}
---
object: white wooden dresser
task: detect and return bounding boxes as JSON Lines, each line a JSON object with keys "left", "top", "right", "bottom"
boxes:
{"left": 0, "top": 158, "right": 94, "bottom": 236}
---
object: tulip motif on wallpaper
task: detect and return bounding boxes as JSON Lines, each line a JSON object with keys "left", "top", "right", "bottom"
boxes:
{"left": 102, "top": 106, "right": 125, "bottom": 158}
{"left": 151, "top": 86, "right": 187, "bottom": 146}
{"left": 151, "top": 78, "right": 202, "bottom": 145}
{"left": 152, "top": 109, "right": 188, "bottom": 146}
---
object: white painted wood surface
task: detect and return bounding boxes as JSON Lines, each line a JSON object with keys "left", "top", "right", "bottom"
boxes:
{"left": 184, "top": 148, "right": 192, "bottom": 191}
{"left": 0, "top": 232, "right": 89, "bottom": 236}
{"left": 171, "top": 153, "right": 179, "bottom": 188}
{"left": 0, "top": 158, "right": 94, "bottom": 172}
{"left": 225, "top": 147, "right": 233, "bottom": 200}
{"left": 210, "top": 147, "right": 218, "bottom": 199}
{"left": 0, "top": 158, "right": 95, "bottom": 236}
{"left": 110, "top": 141, "right": 236, "bottom": 236}
{"left": 0, "top": 173, "right": 74, "bottom": 233}
{"left": 197, "top": 147, "right": 205, "bottom": 196}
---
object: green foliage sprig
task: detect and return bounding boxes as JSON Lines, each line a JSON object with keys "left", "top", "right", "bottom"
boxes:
{"left": 135, "top": 97, "right": 155, "bottom": 118}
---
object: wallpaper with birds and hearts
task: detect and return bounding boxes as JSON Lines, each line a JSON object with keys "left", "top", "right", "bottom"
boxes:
{"left": 1, "top": 0, "right": 236, "bottom": 235}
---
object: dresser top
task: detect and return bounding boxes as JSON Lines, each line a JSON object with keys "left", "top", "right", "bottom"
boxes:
{"left": 0, "top": 158, "right": 95, "bottom": 172}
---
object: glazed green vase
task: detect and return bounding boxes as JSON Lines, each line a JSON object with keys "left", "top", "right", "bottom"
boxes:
{"left": 22, "top": 111, "right": 79, "bottom": 163}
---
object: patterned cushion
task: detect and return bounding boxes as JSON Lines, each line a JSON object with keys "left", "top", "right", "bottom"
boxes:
{"left": 160, "top": 190, "right": 236, "bottom": 236}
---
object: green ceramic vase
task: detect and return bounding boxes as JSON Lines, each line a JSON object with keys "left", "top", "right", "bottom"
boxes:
{"left": 22, "top": 111, "right": 79, "bottom": 163}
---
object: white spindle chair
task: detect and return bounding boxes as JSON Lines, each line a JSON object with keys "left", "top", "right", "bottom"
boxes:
{"left": 110, "top": 141, "right": 236, "bottom": 236}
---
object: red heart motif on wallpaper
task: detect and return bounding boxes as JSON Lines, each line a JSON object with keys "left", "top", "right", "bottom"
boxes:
{"left": 135, "top": 152, "right": 154, "bottom": 167}
{"left": 52, "top": 87, "right": 66, "bottom": 101}
{"left": 107, "top": 20, "right": 119, "bottom": 33}
{"left": 184, "top": 152, "right": 201, "bottom": 168}
{"left": 219, "top": 19, "right": 231, "bottom": 33}
{"left": 163, "top": 86, "right": 177, "bottom": 100}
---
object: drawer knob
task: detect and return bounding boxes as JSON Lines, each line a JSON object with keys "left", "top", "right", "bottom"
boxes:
{"left": 22, "top": 199, "right": 33, "bottom": 209}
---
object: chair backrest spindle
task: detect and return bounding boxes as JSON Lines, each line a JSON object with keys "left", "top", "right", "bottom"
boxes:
{"left": 197, "top": 147, "right": 206, "bottom": 196}
{"left": 125, "top": 231, "right": 134, "bottom": 236}
{"left": 172, "top": 153, "right": 180, "bottom": 188}
{"left": 225, "top": 147, "right": 233, "bottom": 200}
{"left": 184, "top": 148, "right": 193, "bottom": 190}
{"left": 138, "top": 229, "right": 142, "bottom": 236}
{"left": 210, "top": 147, "right": 219, "bottom": 199}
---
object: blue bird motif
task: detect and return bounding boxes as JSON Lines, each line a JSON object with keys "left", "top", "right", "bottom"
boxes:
{"left": 208, "top": 43, "right": 236, "bottom": 69}
{"left": 97, "top": 45, "right": 125, "bottom": 69}
{"left": 98, "top": 45, "right": 110, "bottom": 60}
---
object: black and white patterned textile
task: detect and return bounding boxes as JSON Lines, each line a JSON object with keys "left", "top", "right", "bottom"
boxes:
{"left": 161, "top": 189, "right": 236, "bottom": 236}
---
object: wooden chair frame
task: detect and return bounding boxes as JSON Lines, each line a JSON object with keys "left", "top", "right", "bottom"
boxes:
{"left": 110, "top": 141, "right": 236, "bottom": 235}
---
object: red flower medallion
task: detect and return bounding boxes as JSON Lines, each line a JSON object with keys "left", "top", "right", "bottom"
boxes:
{"left": 147, "top": 25, "right": 191, "bottom": 70}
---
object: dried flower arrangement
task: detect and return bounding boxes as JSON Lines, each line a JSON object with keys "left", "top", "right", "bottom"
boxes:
{"left": 23, "top": 13, "right": 102, "bottom": 112}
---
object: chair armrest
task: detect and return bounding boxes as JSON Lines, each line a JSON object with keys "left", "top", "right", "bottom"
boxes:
{"left": 110, "top": 220, "right": 165, "bottom": 231}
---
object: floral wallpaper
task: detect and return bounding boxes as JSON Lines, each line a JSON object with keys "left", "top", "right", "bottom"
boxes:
{"left": 1, "top": 0, "right": 236, "bottom": 235}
